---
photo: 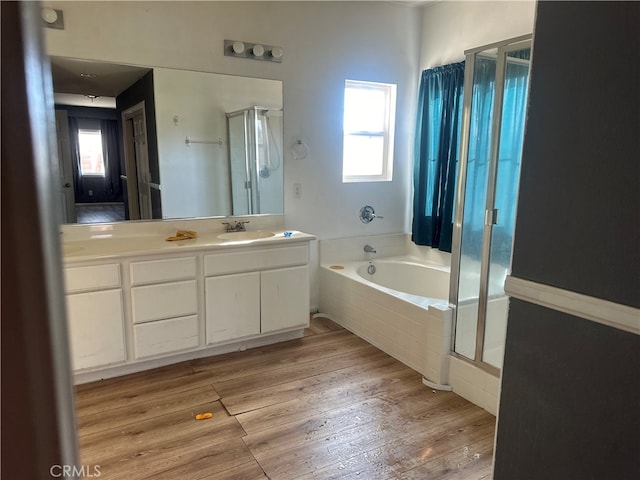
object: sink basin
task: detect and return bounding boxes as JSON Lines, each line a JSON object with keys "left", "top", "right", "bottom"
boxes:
{"left": 217, "top": 231, "right": 275, "bottom": 241}
{"left": 63, "top": 244, "right": 85, "bottom": 254}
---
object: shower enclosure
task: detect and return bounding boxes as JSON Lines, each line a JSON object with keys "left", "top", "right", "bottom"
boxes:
{"left": 226, "top": 106, "right": 283, "bottom": 215}
{"left": 450, "top": 35, "right": 532, "bottom": 374}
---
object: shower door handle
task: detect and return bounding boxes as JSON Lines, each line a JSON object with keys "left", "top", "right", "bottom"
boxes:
{"left": 485, "top": 208, "right": 499, "bottom": 226}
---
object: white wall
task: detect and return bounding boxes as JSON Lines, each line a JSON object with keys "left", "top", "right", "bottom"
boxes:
{"left": 45, "top": 1, "right": 424, "bottom": 307}
{"left": 420, "top": 1, "right": 536, "bottom": 69}
{"left": 44, "top": 1, "right": 422, "bottom": 233}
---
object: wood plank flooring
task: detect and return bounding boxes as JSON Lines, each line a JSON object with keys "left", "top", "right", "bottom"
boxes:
{"left": 75, "top": 317, "right": 495, "bottom": 479}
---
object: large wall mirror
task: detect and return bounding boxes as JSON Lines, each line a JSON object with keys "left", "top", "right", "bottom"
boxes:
{"left": 50, "top": 56, "right": 284, "bottom": 224}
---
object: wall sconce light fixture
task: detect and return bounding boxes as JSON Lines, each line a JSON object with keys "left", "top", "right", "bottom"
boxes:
{"left": 41, "top": 7, "right": 64, "bottom": 29}
{"left": 224, "top": 39, "right": 283, "bottom": 63}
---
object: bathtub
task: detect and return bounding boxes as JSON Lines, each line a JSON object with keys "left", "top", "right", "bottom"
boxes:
{"left": 355, "top": 258, "right": 449, "bottom": 303}
{"left": 318, "top": 255, "right": 454, "bottom": 388}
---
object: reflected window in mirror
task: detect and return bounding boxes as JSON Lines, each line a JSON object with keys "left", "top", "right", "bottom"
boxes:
{"left": 78, "top": 129, "right": 105, "bottom": 176}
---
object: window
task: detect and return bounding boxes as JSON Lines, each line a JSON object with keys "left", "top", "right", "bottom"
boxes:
{"left": 78, "top": 129, "right": 105, "bottom": 176}
{"left": 342, "top": 79, "right": 397, "bottom": 182}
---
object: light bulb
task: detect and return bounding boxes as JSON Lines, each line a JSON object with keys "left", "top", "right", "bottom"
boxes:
{"left": 232, "top": 41, "right": 245, "bottom": 54}
{"left": 252, "top": 44, "right": 265, "bottom": 57}
{"left": 41, "top": 7, "right": 58, "bottom": 24}
{"left": 270, "top": 47, "right": 283, "bottom": 60}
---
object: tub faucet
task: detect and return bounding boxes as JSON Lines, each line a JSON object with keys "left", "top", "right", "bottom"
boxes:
{"left": 364, "top": 244, "right": 376, "bottom": 254}
{"left": 359, "top": 205, "right": 384, "bottom": 224}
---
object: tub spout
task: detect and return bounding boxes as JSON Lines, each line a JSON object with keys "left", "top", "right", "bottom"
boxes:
{"left": 364, "top": 244, "right": 376, "bottom": 254}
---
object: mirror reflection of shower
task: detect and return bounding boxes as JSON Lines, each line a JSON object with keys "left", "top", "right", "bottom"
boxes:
{"left": 226, "top": 106, "right": 283, "bottom": 215}
{"left": 257, "top": 108, "right": 281, "bottom": 179}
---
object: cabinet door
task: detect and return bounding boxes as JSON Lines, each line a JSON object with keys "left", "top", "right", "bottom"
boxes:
{"left": 261, "top": 265, "right": 310, "bottom": 333}
{"left": 66, "top": 289, "right": 125, "bottom": 370}
{"left": 205, "top": 272, "right": 260, "bottom": 344}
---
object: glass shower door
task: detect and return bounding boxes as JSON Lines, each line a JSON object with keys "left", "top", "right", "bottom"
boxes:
{"left": 482, "top": 46, "right": 531, "bottom": 369}
{"left": 454, "top": 53, "right": 497, "bottom": 361}
{"left": 254, "top": 109, "right": 284, "bottom": 214}
{"left": 451, "top": 37, "right": 532, "bottom": 373}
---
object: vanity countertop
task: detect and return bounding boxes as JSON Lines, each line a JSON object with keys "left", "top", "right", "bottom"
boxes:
{"left": 61, "top": 230, "right": 316, "bottom": 263}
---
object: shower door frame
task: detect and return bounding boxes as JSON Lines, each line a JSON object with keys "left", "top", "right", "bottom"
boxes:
{"left": 226, "top": 107, "right": 259, "bottom": 215}
{"left": 449, "top": 35, "right": 533, "bottom": 376}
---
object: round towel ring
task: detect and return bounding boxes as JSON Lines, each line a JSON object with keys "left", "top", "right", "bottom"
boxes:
{"left": 292, "top": 139, "right": 309, "bottom": 160}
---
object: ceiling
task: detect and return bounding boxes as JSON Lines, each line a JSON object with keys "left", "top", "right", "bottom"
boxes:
{"left": 50, "top": 56, "right": 151, "bottom": 99}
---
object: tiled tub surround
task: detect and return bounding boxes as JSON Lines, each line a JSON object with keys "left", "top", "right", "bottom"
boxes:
{"left": 318, "top": 234, "right": 500, "bottom": 415}
{"left": 318, "top": 234, "right": 454, "bottom": 389}
{"left": 449, "top": 355, "right": 501, "bottom": 416}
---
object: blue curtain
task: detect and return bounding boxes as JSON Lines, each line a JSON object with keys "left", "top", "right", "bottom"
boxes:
{"left": 412, "top": 62, "right": 465, "bottom": 252}
{"left": 100, "top": 119, "right": 123, "bottom": 201}
{"left": 68, "top": 116, "right": 84, "bottom": 198}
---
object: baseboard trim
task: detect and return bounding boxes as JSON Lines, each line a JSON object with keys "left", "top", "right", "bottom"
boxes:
{"left": 73, "top": 329, "right": 304, "bottom": 384}
{"left": 505, "top": 276, "right": 639, "bottom": 335}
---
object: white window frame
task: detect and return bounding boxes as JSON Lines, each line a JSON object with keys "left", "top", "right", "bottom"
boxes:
{"left": 342, "top": 79, "right": 397, "bottom": 183}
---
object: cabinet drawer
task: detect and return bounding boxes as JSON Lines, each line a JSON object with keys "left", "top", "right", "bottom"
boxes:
{"left": 130, "top": 256, "right": 197, "bottom": 286}
{"left": 134, "top": 315, "right": 199, "bottom": 359}
{"left": 64, "top": 264, "right": 120, "bottom": 293}
{"left": 204, "top": 245, "right": 308, "bottom": 276}
{"left": 131, "top": 280, "right": 198, "bottom": 323}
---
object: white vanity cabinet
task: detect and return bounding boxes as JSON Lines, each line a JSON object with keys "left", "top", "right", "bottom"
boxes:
{"left": 129, "top": 256, "right": 199, "bottom": 359}
{"left": 64, "top": 264, "right": 126, "bottom": 370}
{"left": 62, "top": 230, "right": 314, "bottom": 381}
{"left": 204, "top": 245, "right": 310, "bottom": 344}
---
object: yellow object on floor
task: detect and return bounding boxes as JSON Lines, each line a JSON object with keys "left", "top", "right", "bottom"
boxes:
{"left": 165, "top": 230, "right": 198, "bottom": 241}
{"left": 195, "top": 412, "right": 213, "bottom": 420}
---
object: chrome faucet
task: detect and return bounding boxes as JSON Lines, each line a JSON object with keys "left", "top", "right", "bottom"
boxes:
{"left": 222, "top": 220, "right": 249, "bottom": 232}
{"left": 364, "top": 244, "right": 377, "bottom": 254}
{"left": 359, "top": 205, "right": 384, "bottom": 224}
